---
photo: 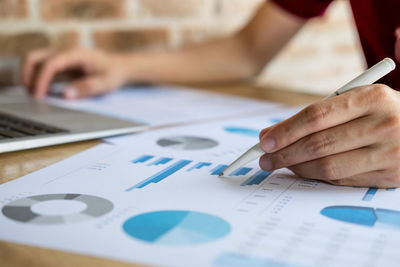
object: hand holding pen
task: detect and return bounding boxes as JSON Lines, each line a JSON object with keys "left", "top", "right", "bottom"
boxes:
{"left": 222, "top": 58, "right": 400, "bottom": 188}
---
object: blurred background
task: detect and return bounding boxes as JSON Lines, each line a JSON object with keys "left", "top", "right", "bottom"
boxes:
{"left": 0, "top": 0, "right": 365, "bottom": 95}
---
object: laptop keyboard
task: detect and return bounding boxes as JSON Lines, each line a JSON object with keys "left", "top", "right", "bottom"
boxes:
{"left": 0, "top": 111, "right": 68, "bottom": 140}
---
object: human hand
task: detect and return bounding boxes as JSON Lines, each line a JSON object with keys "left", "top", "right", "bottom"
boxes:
{"left": 259, "top": 84, "right": 400, "bottom": 188}
{"left": 22, "top": 48, "right": 128, "bottom": 99}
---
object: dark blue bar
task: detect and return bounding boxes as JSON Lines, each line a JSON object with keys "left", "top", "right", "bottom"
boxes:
{"left": 148, "top": 157, "right": 173, "bottom": 166}
{"left": 187, "top": 162, "right": 212, "bottom": 172}
{"left": 270, "top": 118, "right": 283, "bottom": 124}
{"left": 132, "top": 155, "right": 154, "bottom": 164}
{"left": 210, "top": 164, "right": 227, "bottom": 175}
{"left": 224, "top": 126, "right": 259, "bottom": 138}
{"left": 386, "top": 188, "right": 396, "bottom": 191}
{"left": 241, "top": 170, "right": 272, "bottom": 186}
{"left": 362, "top": 187, "right": 378, "bottom": 201}
{"left": 229, "top": 167, "right": 252, "bottom": 176}
{"left": 126, "top": 160, "right": 192, "bottom": 191}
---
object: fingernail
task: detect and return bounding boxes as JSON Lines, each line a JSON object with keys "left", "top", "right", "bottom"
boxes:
{"left": 260, "top": 156, "right": 273, "bottom": 171}
{"left": 65, "top": 87, "right": 78, "bottom": 99}
{"left": 261, "top": 137, "right": 275, "bottom": 152}
{"left": 259, "top": 128, "right": 270, "bottom": 139}
{"left": 395, "top": 28, "right": 400, "bottom": 38}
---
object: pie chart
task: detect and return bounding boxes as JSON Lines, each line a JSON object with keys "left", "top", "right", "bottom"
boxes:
{"left": 2, "top": 193, "right": 113, "bottom": 225}
{"left": 321, "top": 205, "right": 400, "bottom": 229}
{"left": 122, "top": 210, "right": 231, "bottom": 245}
{"left": 156, "top": 136, "right": 218, "bottom": 150}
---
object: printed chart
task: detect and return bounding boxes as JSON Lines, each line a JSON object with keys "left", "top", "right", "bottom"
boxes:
{"left": 123, "top": 210, "right": 231, "bottom": 245}
{"left": 223, "top": 127, "right": 260, "bottom": 138}
{"left": 2, "top": 114, "right": 400, "bottom": 267}
{"left": 156, "top": 136, "right": 219, "bottom": 150}
{"left": 321, "top": 206, "right": 400, "bottom": 229}
{"left": 126, "top": 155, "right": 272, "bottom": 190}
{"left": 2, "top": 194, "right": 113, "bottom": 225}
{"left": 362, "top": 187, "right": 396, "bottom": 201}
{"left": 223, "top": 118, "right": 284, "bottom": 138}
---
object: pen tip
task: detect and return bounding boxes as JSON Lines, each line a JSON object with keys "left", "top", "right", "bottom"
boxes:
{"left": 218, "top": 172, "right": 224, "bottom": 177}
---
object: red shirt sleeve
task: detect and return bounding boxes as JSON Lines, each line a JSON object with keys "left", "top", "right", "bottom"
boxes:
{"left": 271, "top": 0, "right": 334, "bottom": 19}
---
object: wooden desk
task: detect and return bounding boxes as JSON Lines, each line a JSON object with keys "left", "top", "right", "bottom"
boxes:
{"left": 0, "top": 84, "right": 322, "bottom": 267}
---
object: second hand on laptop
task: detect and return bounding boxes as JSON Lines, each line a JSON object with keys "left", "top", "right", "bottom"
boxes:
{"left": 219, "top": 57, "right": 396, "bottom": 177}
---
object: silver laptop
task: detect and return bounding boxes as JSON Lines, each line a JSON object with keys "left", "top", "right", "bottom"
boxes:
{"left": 0, "top": 88, "right": 147, "bottom": 153}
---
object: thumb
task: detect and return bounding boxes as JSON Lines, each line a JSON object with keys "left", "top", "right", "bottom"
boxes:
{"left": 64, "top": 76, "right": 114, "bottom": 99}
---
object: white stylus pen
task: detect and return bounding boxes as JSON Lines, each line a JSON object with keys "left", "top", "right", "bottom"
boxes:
{"left": 219, "top": 57, "right": 396, "bottom": 177}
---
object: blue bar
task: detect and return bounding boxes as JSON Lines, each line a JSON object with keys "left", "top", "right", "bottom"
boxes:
{"left": 241, "top": 170, "right": 272, "bottom": 186}
{"left": 270, "top": 118, "right": 283, "bottom": 124}
{"left": 229, "top": 167, "right": 252, "bottom": 176}
{"left": 126, "top": 160, "right": 192, "bottom": 191}
{"left": 214, "top": 252, "right": 297, "bottom": 267}
{"left": 148, "top": 157, "right": 173, "bottom": 166}
{"left": 224, "top": 126, "right": 259, "bottom": 138}
{"left": 362, "top": 187, "right": 378, "bottom": 201}
{"left": 210, "top": 165, "right": 227, "bottom": 175}
{"left": 187, "top": 162, "right": 212, "bottom": 172}
{"left": 132, "top": 155, "right": 154, "bottom": 164}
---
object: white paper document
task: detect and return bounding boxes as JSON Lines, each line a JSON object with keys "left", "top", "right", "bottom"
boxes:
{"left": 46, "top": 85, "right": 280, "bottom": 126}
{"left": 1, "top": 112, "right": 400, "bottom": 267}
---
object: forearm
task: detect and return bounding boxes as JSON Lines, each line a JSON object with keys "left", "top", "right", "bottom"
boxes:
{"left": 116, "top": 35, "right": 256, "bottom": 84}
{"left": 117, "top": 1, "right": 305, "bottom": 85}
{"left": 23, "top": 1, "right": 305, "bottom": 99}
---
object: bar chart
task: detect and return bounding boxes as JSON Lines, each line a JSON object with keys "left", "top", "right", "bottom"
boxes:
{"left": 132, "top": 155, "right": 154, "bottom": 164}
{"left": 187, "top": 162, "right": 212, "bottom": 172}
{"left": 241, "top": 170, "right": 272, "bottom": 186}
{"left": 223, "top": 118, "right": 284, "bottom": 138}
{"left": 361, "top": 187, "right": 397, "bottom": 202}
{"left": 214, "top": 252, "right": 288, "bottom": 267}
{"left": 362, "top": 187, "right": 378, "bottom": 201}
{"left": 210, "top": 165, "right": 228, "bottom": 176}
{"left": 223, "top": 127, "right": 259, "bottom": 138}
{"left": 126, "top": 159, "right": 192, "bottom": 190}
{"left": 125, "top": 155, "right": 273, "bottom": 191}
{"left": 148, "top": 157, "right": 173, "bottom": 166}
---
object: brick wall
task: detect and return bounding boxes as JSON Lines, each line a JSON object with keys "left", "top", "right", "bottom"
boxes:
{"left": 0, "top": 0, "right": 364, "bottom": 95}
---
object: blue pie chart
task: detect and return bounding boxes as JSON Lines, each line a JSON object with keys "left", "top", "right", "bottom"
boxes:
{"left": 321, "top": 206, "right": 400, "bottom": 229}
{"left": 122, "top": 210, "right": 231, "bottom": 245}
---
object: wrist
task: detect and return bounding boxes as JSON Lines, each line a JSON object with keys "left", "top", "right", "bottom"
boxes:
{"left": 111, "top": 52, "right": 144, "bottom": 84}
{"left": 108, "top": 52, "right": 130, "bottom": 85}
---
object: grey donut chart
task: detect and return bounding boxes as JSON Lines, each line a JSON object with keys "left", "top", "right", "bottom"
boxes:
{"left": 156, "top": 136, "right": 219, "bottom": 150}
{"left": 2, "top": 194, "right": 113, "bottom": 225}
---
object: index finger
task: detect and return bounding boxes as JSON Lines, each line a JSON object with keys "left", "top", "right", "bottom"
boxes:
{"left": 33, "top": 50, "right": 85, "bottom": 99}
{"left": 22, "top": 49, "right": 51, "bottom": 90}
{"left": 259, "top": 86, "right": 378, "bottom": 153}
